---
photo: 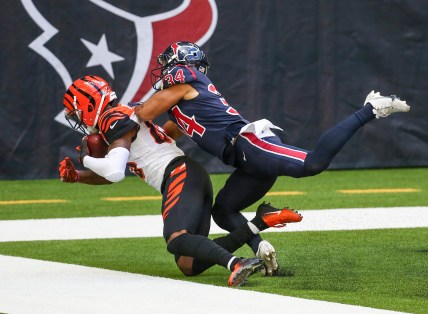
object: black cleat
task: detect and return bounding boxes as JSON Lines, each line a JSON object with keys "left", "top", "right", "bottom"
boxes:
{"left": 228, "top": 258, "right": 264, "bottom": 287}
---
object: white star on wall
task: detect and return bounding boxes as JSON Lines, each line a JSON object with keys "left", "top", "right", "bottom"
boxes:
{"left": 81, "top": 34, "right": 124, "bottom": 79}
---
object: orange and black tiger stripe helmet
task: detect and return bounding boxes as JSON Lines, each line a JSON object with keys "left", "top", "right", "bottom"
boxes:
{"left": 63, "top": 75, "right": 117, "bottom": 133}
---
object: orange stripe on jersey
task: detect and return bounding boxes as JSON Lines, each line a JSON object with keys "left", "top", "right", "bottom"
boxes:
{"left": 168, "top": 172, "right": 186, "bottom": 193}
{"left": 169, "top": 162, "right": 186, "bottom": 177}
{"left": 165, "top": 181, "right": 184, "bottom": 206}
{"left": 163, "top": 182, "right": 184, "bottom": 219}
{"left": 98, "top": 105, "right": 134, "bottom": 134}
{"left": 162, "top": 197, "right": 179, "bottom": 220}
{"left": 99, "top": 112, "right": 126, "bottom": 134}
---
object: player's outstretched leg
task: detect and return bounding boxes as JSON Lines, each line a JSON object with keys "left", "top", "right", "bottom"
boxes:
{"left": 302, "top": 91, "right": 410, "bottom": 177}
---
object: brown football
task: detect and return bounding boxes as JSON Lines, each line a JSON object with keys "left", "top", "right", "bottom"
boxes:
{"left": 86, "top": 133, "right": 109, "bottom": 158}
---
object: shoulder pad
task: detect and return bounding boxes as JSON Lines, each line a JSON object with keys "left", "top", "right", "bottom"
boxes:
{"left": 162, "top": 65, "right": 197, "bottom": 89}
{"left": 98, "top": 106, "right": 137, "bottom": 143}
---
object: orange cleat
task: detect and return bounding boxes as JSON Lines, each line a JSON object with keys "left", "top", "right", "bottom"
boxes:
{"left": 227, "top": 258, "right": 263, "bottom": 287}
{"left": 256, "top": 202, "right": 302, "bottom": 228}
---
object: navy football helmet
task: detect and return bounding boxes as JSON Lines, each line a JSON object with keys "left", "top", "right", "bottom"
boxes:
{"left": 151, "top": 41, "right": 210, "bottom": 90}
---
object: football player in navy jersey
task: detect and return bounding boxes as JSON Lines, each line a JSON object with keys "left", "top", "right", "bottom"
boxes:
{"left": 58, "top": 75, "right": 303, "bottom": 286}
{"left": 134, "top": 41, "right": 411, "bottom": 275}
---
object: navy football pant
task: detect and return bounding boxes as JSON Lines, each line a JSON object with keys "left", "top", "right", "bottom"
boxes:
{"left": 212, "top": 105, "right": 375, "bottom": 252}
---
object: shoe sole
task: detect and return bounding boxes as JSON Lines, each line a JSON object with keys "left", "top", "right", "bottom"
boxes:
{"left": 368, "top": 98, "right": 409, "bottom": 110}
{"left": 228, "top": 261, "right": 264, "bottom": 287}
{"left": 262, "top": 251, "right": 278, "bottom": 276}
{"left": 366, "top": 95, "right": 410, "bottom": 114}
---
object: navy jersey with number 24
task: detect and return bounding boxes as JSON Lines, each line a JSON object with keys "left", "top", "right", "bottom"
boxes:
{"left": 164, "top": 65, "right": 249, "bottom": 162}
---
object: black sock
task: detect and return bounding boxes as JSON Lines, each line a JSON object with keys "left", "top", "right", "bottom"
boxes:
{"left": 250, "top": 216, "right": 269, "bottom": 231}
{"left": 192, "top": 223, "right": 257, "bottom": 275}
{"left": 229, "top": 257, "right": 240, "bottom": 270}
{"left": 214, "top": 223, "right": 256, "bottom": 252}
{"left": 167, "top": 233, "right": 235, "bottom": 272}
{"left": 248, "top": 234, "right": 263, "bottom": 254}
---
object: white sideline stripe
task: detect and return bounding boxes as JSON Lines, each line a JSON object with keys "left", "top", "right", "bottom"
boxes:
{"left": 0, "top": 255, "right": 403, "bottom": 314}
{"left": 0, "top": 208, "right": 420, "bottom": 313}
{"left": 0, "top": 207, "right": 427, "bottom": 242}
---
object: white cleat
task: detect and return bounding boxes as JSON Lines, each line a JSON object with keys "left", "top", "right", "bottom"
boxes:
{"left": 364, "top": 90, "right": 410, "bottom": 119}
{"left": 256, "top": 240, "right": 279, "bottom": 276}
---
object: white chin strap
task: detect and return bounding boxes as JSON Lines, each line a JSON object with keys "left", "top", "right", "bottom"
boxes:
{"left": 72, "top": 96, "right": 82, "bottom": 121}
{"left": 89, "top": 94, "right": 106, "bottom": 132}
{"left": 84, "top": 92, "right": 117, "bottom": 133}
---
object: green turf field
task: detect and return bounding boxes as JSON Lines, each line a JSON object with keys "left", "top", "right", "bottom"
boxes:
{"left": 0, "top": 168, "right": 427, "bottom": 313}
{"left": 1, "top": 167, "right": 427, "bottom": 220}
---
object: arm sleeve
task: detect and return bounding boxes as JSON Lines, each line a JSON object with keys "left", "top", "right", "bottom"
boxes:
{"left": 82, "top": 147, "right": 129, "bottom": 182}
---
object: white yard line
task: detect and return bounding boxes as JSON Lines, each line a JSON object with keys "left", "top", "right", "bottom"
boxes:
{"left": 0, "top": 207, "right": 427, "bottom": 242}
{"left": 0, "top": 255, "right": 403, "bottom": 314}
{"left": 1, "top": 207, "right": 425, "bottom": 314}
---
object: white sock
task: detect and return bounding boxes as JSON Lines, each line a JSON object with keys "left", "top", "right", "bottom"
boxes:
{"left": 227, "top": 256, "right": 238, "bottom": 271}
{"left": 247, "top": 221, "right": 260, "bottom": 234}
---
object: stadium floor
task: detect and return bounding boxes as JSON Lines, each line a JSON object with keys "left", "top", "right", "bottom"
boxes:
{"left": 1, "top": 207, "right": 427, "bottom": 313}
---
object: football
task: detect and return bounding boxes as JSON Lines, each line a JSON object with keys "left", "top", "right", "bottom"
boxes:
{"left": 85, "top": 133, "right": 109, "bottom": 158}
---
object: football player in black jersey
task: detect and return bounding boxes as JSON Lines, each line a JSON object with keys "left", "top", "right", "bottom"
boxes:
{"left": 59, "top": 75, "right": 302, "bottom": 286}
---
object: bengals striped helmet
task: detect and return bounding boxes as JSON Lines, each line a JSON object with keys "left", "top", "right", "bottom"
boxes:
{"left": 63, "top": 75, "right": 117, "bottom": 134}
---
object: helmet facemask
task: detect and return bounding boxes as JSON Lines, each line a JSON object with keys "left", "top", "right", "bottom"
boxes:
{"left": 65, "top": 96, "right": 87, "bottom": 134}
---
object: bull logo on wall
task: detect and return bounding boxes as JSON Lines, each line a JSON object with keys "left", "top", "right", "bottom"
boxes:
{"left": 21, "top": 0, "right": 218, "bottom": 128}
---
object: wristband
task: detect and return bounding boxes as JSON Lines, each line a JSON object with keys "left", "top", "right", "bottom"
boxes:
{"left": 75, "top": 170, "right": 80, "bottom": 183}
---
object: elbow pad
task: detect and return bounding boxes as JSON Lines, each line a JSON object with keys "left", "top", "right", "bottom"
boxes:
{"left": 83, "top": 147, "right": 129, "bottom": 182}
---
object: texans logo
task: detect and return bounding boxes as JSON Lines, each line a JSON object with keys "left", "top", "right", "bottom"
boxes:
{"left": 21, "top": 0, "right": 218, "bottom": 129}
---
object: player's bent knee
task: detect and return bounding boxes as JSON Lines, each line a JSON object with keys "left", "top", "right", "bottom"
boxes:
{"left": 167, "top": 233, "right": 196, "bottom": 276}
{"left": 177, "top": 256, "right": 195, "bottom": 276}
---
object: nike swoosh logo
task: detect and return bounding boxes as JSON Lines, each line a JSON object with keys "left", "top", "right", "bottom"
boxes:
{"left": 110, "top": 121, "right": 118, "bottom": 129}
{"left": 265, "top": 211, "right": 281, "bottom": 216}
